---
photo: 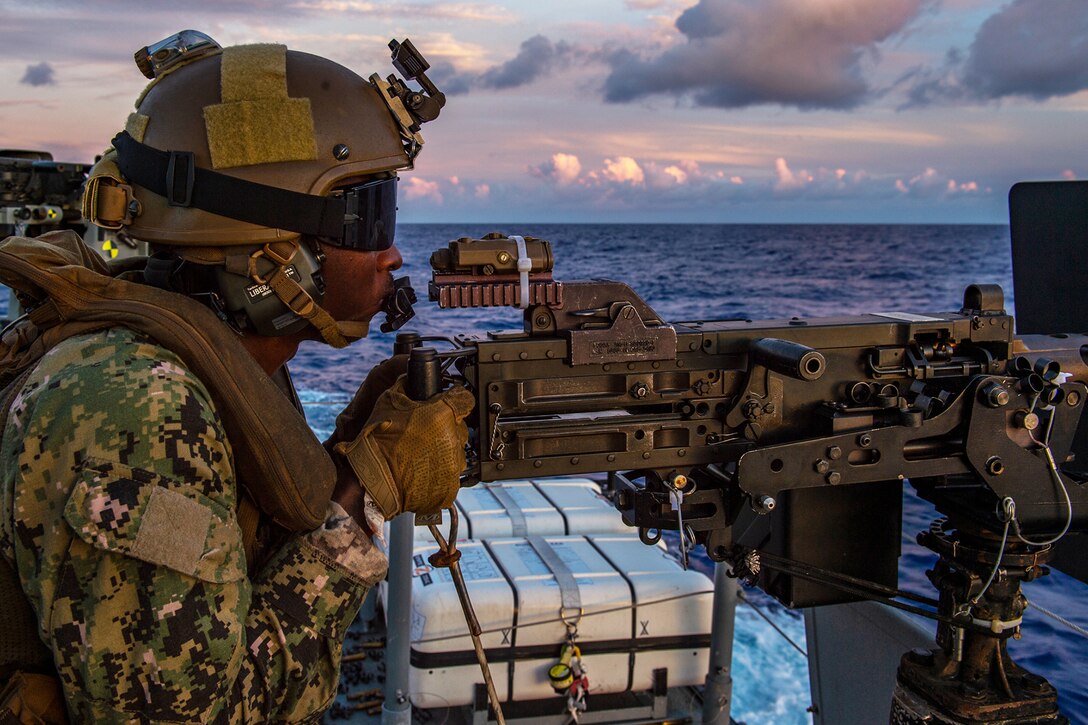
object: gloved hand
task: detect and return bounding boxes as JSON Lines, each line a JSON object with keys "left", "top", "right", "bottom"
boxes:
{"left": 324, "top": 355, "right": 408, "bottom": 452}
{"left": 333, "top": 378, "right": 475, "bottom": 519}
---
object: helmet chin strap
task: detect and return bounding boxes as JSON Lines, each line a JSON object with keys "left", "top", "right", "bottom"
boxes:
{"left": 264, "top": 264, "right": 367, "bottom": 348}
{"left": 249, "top": 241, "right": 370, "bottom": 348}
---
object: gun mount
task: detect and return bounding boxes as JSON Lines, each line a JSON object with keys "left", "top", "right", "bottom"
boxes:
{"left": 404, "top": 232, "right": 1088, "bottom": 724}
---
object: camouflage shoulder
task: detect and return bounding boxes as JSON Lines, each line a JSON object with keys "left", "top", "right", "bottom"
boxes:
{"left": 5, "top": 326, "right": 235, "bottom": 504}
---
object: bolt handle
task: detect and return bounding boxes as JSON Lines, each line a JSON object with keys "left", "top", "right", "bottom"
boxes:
{"left": 406, "top": 347, "right": 441, "bottom": 401}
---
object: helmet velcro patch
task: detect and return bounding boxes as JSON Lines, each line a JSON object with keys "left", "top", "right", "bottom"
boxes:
{"left": 202, "top": 44, "right": 317, "bottom": 169}
{"left": 125, "top": 112, "right": 150, "bottom": 142}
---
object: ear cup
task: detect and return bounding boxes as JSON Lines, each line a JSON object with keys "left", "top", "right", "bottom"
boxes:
{"left": 214, "top": 243, "right": 325, "bottom": 336}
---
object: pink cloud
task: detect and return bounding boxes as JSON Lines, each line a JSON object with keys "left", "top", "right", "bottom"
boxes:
{"left": 403, "top": 177, "right": 444, "bottom": 204}
{"left": 602, "top": 156, "right": 645, "bottom": 185}
{"left": 774, "top": 158, "right": 813, "bottom": 190}
{"left": 896, "top": 167, "right": 982, "bottom": 197}
{"left": 531, "top": 152, "right": 583, "bottom": 185}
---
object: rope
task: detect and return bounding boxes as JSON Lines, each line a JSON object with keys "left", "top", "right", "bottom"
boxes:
{"left": 736, "top": 589, "right": 808, "bottom": 658}
{"left": 1027, "top": 601, "right": 1088, "bottom": 640}
{"left": 427, "top": 507, "right": 506, "bottom": 724}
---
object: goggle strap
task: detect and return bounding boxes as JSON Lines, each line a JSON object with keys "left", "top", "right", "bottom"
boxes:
{"left": 266, "top": 267, "right": 350, "bottom": 348}
{"left": 112, "top": 131, "right": 345, "bottom": 238}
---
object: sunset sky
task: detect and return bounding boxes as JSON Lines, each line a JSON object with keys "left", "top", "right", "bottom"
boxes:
{"left": 1, "top": 0, "right": 1084, "bottom": 223}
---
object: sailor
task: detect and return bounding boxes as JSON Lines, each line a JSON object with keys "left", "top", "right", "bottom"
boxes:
{"left": 0, "top": 30, "right": 470, "bottom": 723}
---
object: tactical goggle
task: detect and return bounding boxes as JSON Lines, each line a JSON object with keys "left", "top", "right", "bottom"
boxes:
{"left": 329, "top": 177, "right": 397, "bottom": 251}
{"left": 112, "top": 131, "right": 398, "bottom": 251}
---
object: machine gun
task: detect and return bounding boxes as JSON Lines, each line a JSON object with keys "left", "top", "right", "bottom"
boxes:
{"left": 400, "top": 232, "right": 1087, "bottom": 724}
{"left": 0, "top": 151, "right": 90, "bottom": 238}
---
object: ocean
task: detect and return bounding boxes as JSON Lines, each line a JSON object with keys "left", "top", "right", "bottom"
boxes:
{"left": 297, "top": 223, "right": 1088, "bottom": 724}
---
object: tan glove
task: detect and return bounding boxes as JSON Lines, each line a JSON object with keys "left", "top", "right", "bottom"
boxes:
{"left": 334, "top": 378, "right": 475, "bottom": 519}
{"left": 324, "top": 355, "right": 408, "bottom": 452}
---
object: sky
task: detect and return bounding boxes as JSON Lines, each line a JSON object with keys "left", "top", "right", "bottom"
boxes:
{"left": 1, "top": 0, "right": 1085, "bottom": 224}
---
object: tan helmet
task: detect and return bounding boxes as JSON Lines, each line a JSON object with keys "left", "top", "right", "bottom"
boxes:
{"left": 83, "top": 30, "right": 444, "bottom": 346}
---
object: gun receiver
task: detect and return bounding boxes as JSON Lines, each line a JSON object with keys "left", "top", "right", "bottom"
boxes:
{"left": 413, "top": 232, "right": 1088, "bottom": 722}
{"left": 422, "top": 233, "right": 1086, "bottom": 543}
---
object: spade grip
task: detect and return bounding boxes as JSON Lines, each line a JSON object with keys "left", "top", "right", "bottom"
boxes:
{"left": 406, "top": 346, "right": 441, "bottom": 401}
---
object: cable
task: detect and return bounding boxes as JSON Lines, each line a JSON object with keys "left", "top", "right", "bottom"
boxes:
{"left": 970, "top": 497, "right": 1013, "bottom": 606}
{"left": 408, "top": 577, "right": 811, "bottom": 664}
{"left": 1027, "top": 601, "right": 1088, "bottom": 640}
{"left": 411, "top": 590, "right": 714, "bottom": 645}
{"left": 1013, "top": 403, "right": 1073, "bottom": 547}
{"left": 735, "top": 588, "right": 807, "bottom": 658}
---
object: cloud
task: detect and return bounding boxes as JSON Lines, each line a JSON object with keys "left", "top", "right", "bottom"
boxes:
{"left": 20, "top": 62, "right": 56, "bottom": 87}
{"left": 663, "top": 165, "right": 687, "bottom": 184}
{"left": 895, "top": 167, "right": 983, "bottom": 197}
{"left": 403, "top": 177, "right": 444, "bottom": 204}
{"left": 474, "top": 183, "right": 490, "bottom": 199}
{"left": 520, "top": 151, "right": 997, "bottom": 217}
{"left": 602, "top": 157, "right": 645, "bottom": 185}
{"left": 531, "top": 153, "right": 584, "bottom": 185}
{"left": 903, "top": 0, "right": 1088, "bottom": 105}
{"left": 430, "top": 35, "right": 588, "bottom": 94}
{"left": 656, "top": 159, "right": 700, "bottom": 185}
{"left": 771, "top": 158, "right": 868, "bottom": 196}
{"left": 774, "top": 158, "right": 813, "bottom": 191}
{"left": 603, "top": 0, "right": 929, "bottom": 110}
{"left": 1061, "top": 170, "right": 1077, "bottom": 181}
{"left": 293, "top": 1, "right": 514, "bottom": 23}
{"left": 478, "top": 35, "right": 576, "bottom": 90}
{"left": 428, "top": 61, "right": 473, "bottom": 96}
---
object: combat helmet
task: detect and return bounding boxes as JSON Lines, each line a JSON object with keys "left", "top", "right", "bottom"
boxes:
{"left": 83, "top": 30, "right": 445, "bottom": 346}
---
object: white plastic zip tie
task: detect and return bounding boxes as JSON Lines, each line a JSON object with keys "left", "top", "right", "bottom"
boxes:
{"left": 511, "top": 235, "right": 531, "bottom": 309}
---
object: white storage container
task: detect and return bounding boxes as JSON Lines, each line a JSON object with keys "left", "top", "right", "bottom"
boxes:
{"left": 396, "top": 477, "right": 629, "bottom": 543}
{"left": 402, "top": 534, "right": 713, "bottom": 708}
{"left": 534, "top": 479, "right": 631, "bottom": 536}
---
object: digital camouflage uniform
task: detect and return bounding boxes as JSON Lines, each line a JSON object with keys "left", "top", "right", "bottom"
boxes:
{"left": 0, "top": 326, "right": 388, "bottom": 723}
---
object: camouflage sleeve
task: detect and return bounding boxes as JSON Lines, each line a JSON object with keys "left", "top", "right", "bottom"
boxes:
{"left": 0, "top": 328, "right": 387, "bottom": 724}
